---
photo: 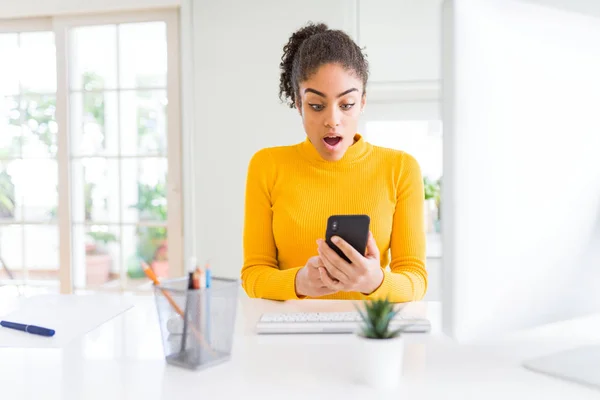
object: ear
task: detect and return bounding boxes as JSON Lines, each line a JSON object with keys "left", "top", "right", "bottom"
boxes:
{"left": 295, "top": 99, "right": 303, "bottom": 116}
{"left": 360, "top": 92, "right": 367, "bottom": 113}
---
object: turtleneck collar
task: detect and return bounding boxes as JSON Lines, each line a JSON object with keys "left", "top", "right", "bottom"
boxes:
{"left": 297, "top": 133, "right": 371, "bottom": 164}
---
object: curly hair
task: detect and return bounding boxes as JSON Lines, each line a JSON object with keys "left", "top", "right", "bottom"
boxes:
{"left": 278, "top": 21, "right": 369, "bottom": 109}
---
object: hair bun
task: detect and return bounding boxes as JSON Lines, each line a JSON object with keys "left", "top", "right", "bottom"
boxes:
{"left": 278, "top": 22, "right": 368, "bottom": 109}
{"left": 279, "top": 22, "right": 329, "bottom": 108}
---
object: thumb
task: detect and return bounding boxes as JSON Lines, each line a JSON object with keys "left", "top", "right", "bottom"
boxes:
{"left": 365, "top": 231, "right": 380, "bottom": 260}
{"left": 306, "top": 256, "right": 317, "bottom": 268}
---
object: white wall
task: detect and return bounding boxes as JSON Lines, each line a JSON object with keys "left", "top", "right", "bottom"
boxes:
{"left": 190, "top": 0, "right": 357, "bottom": 278}
{"left": 358, "top": 0, "right": 442, "bottom": 83}
{"left": 0, "top": 0, "right": 179, "bottom": 19}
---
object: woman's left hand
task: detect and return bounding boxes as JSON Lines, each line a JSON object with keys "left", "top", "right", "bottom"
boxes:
{"left": 316, "top": 231, "right": 384, "bottom": 294}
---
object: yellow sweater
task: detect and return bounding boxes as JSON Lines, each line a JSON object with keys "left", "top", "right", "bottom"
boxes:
{"left": 241, "top": 134, "right": 427, "bottom": 302}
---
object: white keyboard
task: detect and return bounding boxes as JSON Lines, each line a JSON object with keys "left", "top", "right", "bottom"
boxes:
{"left": 256, "top": 311, "right": 431, "bottom": 334}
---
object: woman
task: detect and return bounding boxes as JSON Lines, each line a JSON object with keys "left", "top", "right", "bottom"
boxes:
{"left": 241, "top": 22, "right": 427, "bottom": 302}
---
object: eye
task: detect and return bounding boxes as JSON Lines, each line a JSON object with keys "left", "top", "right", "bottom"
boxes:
{"left": 341, "top": 103, "right": 355, "bottom": 110}
{"left": 309, "top": 103, "right": 324, "bottom": 112}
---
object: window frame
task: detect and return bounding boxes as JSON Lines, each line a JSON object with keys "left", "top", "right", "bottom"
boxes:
{"left": 0, "top": 17, "right": 57, "bottom": 287}
{"left": 0, "top": 18, "right": 52, "bottom": 34}
{"left": 0, "top": 9, "right": 183, "bottom": 294}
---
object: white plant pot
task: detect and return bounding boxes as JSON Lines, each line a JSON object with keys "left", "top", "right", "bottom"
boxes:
{"left": 356, "top": 334, "right": 404, "bottom": 389}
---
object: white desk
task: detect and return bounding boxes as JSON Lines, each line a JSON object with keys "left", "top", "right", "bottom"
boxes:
{"left": 0, "top": 292, "right": 599, "bottom": 400}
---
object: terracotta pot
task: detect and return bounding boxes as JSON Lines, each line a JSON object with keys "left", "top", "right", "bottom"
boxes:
{"left": 151, "top": 260, "right": 169, "bottom": 278}
{"left": 86, "top": 254, "right": 111, "bottom": 285}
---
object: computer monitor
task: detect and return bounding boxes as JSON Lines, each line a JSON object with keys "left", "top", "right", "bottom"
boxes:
{"left": 441, "top": 0, "right": 600, "bottom": 388}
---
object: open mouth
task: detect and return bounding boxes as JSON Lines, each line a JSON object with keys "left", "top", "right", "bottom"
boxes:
{"left": 323, "top": 136, "right": 342, "bottom": 147}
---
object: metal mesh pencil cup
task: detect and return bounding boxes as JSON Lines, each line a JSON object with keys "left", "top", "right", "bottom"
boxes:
{"left": 153, "top": 277, "right": 239, "bottom": 370}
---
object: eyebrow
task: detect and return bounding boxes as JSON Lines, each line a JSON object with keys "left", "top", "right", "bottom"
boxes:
{"left": 304, "top": 88, "right": 359, "bottom": 98}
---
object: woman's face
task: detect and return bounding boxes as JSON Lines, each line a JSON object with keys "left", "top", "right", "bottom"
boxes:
{"left": 296, "top": 63, "right": 366, "bottom": 161}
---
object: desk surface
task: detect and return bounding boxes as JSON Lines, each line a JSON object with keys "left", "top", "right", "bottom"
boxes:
{"left": 0, "top": 291, "right": 599, "bottom": 400}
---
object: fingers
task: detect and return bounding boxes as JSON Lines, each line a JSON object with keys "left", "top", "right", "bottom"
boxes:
{"left": 309, "top": 264, "right": 334, "bottom": 287}
{"left": 319, "top": 267, "right": 344, "bottom": 291}
{"left": 318, "top": 248, "right": 345, "bottom": 280}
{"left": 321, "top": 255, "right": 349, "bottom": 283}
{"left": 317, "top": 239, "right": 352, "bottom": 271}
{"left": 365, "top": 231, "right": 380, "bottom": 260}
{"left": 329, "top": 236, "right": 363, "bottom": 264}
{"left": 302, "top": 254, "right": 350, "bottom": 296}
{"left": 306, "top": 256, "right": 323, "bottom": 269}
{"left": 317, "top": 240, "right": 352, "bottom": 283}
{"left": 310, "top": 233, "right": 382, "bottom": 294}
{"left": 309, "top": 266, "right": 340, "bottom": 295}
{"left": 305, "top": 257, "right": 337, "bottom": 288}
{"left": 320, "top": 266, "right": 338, "bottom": 284}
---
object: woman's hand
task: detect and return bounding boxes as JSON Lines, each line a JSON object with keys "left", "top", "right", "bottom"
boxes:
{"left": 295, "top": 256, "right": 339, "bottom": 297}
{"left": 316, "top": 232, "right": 384, "bottom": 294}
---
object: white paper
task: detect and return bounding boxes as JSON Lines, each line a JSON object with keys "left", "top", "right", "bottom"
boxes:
{"left": 0, "top": 294, "right": 134, "bottom": 348}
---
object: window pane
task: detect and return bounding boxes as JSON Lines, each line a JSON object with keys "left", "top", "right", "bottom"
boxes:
{"left": 70, "top": 91, "right": 118, "bottom": 156}
{"left": 120, "top": 90, "right": 167, "bottom": 156}
{"left": 122, "top": 224, "right": 168, "bottom": 283}
{"left": 365, "top": 121, "right": 443, "bottom": 180}
{"left": 0, "top": 96, "right": 22, "bottom": 158}
{"left": 19, "top": 32, "right": 56, "bottom": 93}
{"left": 20, "top": 159, "right": 58, "bottom": 221}
{"left": 21, "top": 95, "right": 57, "bottom": 158}
{"left": 23, "top": 224, "right": 59, "bottom": 280}
{"left": 0, "top": 34, "right": 19, "bottom": 96}
{"left": 121, "top": 158, "right": 167, "bottom": 223}
{"left": 0, "top": 160, "right": 21, "bottom": 222}
{"left": 365, "top": 120, "right": 443, "bottom": 235}
{"left": 0, "top": 225, "right": 23, "bottom": 278}
{"left": 119, "top": 22, "right": 167, "bottom": 88}
{"left": 70, "top": 25, "right": 118, "bottom": 90}
{"left": 72, "top": 224, "right": 120, "bottom": 288}
{"left": 71, "top": 158, "right": 120, "bottom": 224}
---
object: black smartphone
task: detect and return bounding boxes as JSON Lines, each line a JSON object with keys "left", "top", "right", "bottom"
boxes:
{"left": 325, "top": 214, "right": 370, "bottom": 263}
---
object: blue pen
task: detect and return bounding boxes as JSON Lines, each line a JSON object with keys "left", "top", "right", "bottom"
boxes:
{"left": 0, "top": 320, "right": 55, "bottom": 337}
{"left": 204, "top": 261, "right": 211, "bottom": 347}
{"left": 205, "top": 263, "right": 211, "bottom": 288}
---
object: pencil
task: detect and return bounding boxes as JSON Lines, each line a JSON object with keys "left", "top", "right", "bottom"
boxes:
{"left": 142, "top": 262, "right": 184, "bottom": 315}
{"left": 141, "top": 261, "right": 214, "bottom": 355}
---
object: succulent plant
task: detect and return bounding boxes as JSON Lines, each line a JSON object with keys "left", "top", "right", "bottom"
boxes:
{"left": 356, "top": 297, "right": 404, "bottom": 339}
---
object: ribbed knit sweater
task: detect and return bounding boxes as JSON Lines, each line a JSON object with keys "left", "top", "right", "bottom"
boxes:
{"left": 241, "top": 134, "right": 427, "bottom": 302}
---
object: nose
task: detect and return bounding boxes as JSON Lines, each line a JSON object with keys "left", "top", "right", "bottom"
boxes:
{"left": 324, "top": 107, "right": 341, "bottom": 128}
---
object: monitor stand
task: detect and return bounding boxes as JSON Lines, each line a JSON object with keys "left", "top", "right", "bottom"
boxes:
{"left": 523, "top": 345, "right": 600, "bottom": 390}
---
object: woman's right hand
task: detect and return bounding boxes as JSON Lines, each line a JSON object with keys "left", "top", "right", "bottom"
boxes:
{"left": 295, "top": 256, "right": 339, "bottom": 297}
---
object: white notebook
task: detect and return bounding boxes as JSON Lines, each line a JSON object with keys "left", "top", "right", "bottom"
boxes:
{"left": 0, "top": 294, "right": 134, "bottom": 348}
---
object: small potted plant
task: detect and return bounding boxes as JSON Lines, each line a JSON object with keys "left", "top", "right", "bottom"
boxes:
{"left": 129, "top": 181, "right": 169, "bottom": 278}
{"left": 355, "top": 298, "right": 407, "bottom": 389}
{"left": 85, "top": 231, "right": 117, "bottom": 285}
{"left": 423, "top": 176, "right": 441, "bottom": 233}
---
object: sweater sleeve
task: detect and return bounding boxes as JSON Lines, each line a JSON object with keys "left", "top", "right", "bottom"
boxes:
{"left": 240, "top": 149, "right": 303, "bottom": 300}
{"left": 364, "top": 153, "right": 428, "bottom": 302}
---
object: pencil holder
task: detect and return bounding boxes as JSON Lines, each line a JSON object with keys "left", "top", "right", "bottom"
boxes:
{"left": 153, "top": 277, "right": 240, "bottom": 370}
